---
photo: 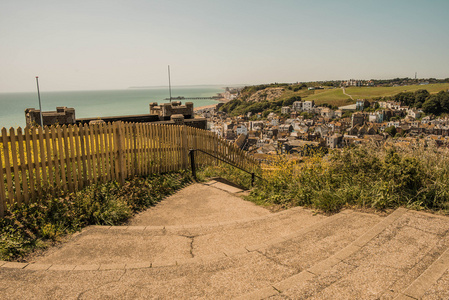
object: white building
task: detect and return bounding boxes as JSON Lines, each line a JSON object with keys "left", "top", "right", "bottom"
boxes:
{"left": 281, "top": 106, "right": 291, "bottom": 114}
{"left": 407, "top": 109, "right": 422, "bottom": 119}
{"left": 270, "top": 118, "right": 279, "bottom": 126}
{"left": 387, "top": 121, "right": 400, "bottom": 128}
{"left": 320, "top": 107, "right": 335, "bottom": 118}
{"left": 303, "top": 100, "right": 315, "bottom": 112}
{"left": 292, "top": 101, "right": 303, "bottom": 112}
{"left": 236, "top": 124, "right": 248, "bottom": 136}
{"left": 249, "top": 121, "right": 264, "bottom": 131}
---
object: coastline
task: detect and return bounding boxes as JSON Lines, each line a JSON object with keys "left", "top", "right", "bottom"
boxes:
{"left": 194, "top": 97, "right": 230, "bottom": 111}
{"left": 0, "top": 87, "right": 224, "bottom": 129}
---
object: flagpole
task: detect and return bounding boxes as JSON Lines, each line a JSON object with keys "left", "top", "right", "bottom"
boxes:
{"left": 168, "top": 65, "right": 172, "bottom": 103}
{"left": 35, "top": 76, "right": 44, "bottom": 127}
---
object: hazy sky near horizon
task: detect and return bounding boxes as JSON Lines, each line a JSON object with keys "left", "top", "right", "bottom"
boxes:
{"left": 1, "top": 0, "right": 448, "bottom": 92}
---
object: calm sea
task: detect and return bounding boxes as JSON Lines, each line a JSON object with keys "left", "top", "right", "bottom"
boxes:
{"left": 0, "top": 86, "right": 223, "bottom": 128}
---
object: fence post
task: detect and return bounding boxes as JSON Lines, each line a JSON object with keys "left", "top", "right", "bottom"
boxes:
{"left": 0, "top": 138, "right": 5, "bottom": 217}
{"left": 189, "top": 149, "right": 196, "bottom": 180}
{"left": 181, "top": 126, "right": 188, "bottom": 169}
{"left": 114, "top": 121, "right": 126, "bottom": 185}
{"left": 132, "top": 123, "right": 138, "bottom": 175}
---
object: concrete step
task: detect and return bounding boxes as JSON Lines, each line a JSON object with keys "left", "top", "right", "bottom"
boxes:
{"left": 27, "top": 205, "right": 326, "bottom": 266}
{"left": 236, "top": 208, "right": 449, "bottom": 300}
{"left": 5, "top": 209, "right": 385, "bottom": 299}
{"left": 24, "top": 208, "right": 378, "bottom": 274}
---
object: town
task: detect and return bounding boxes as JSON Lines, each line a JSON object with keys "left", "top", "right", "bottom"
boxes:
{"left": 196, "top": 85, "right": 449, "bottom": 160}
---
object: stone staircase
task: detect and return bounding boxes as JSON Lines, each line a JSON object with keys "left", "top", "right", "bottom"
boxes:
{"left": 1, "top": 180, "right": 449, "bottom": 299}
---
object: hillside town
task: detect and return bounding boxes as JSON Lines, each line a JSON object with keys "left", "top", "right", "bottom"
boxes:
{"left": 196, "top": 97, "right": 449, "bottom": 159}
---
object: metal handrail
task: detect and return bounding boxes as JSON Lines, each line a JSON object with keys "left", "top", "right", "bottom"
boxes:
{"left": 188, "top": 149, "right": 262, "bottom": 186}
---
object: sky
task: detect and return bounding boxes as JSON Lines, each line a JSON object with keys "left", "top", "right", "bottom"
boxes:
{"left": 1, "top": 0, "right": 449, "bottom": 92}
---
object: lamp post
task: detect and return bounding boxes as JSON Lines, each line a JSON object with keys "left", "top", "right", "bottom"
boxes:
{"left": 35, "top": 76, "right": 43, "bottom": 127}
{"left": 168, "top": 65, "right": 172, "bottom": 103}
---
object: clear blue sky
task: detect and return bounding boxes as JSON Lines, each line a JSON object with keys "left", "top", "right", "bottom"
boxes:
{"left": 1, "top": 0, "right": 448, "bottom": 92}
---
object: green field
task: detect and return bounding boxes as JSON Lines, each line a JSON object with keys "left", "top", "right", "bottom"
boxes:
{"left": 303, "top": 88, "right": 353, "bottom": 106}
{"left": 301, "top": 83, "right": 449, "bottom": 106}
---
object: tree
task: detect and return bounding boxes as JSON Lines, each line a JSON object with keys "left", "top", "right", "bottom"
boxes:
{"left": 414, "top": 89, "right": 430, "bottom": 104}
{"left": 422, "top": 96, "right": 441, "bottom": 115}
{"left": 437, "top": 91, "right": 449, "bottom": 113}
{"left": 283, "top": 96, "right": 301, "bottom": 106}
{"left": 342, "top": 111, "right": 353, "bottom": 118}
{"left": 384, "top": 126, "right": 397, "bottom": 137}
{"left": 394, "top": 92, "right": 415, "bottom": 106}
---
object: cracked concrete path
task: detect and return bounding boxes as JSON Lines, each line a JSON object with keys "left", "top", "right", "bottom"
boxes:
{"left": 2, "top": 181, "right": 449, "bottom": 299}
{"left": 26, "top": 183, "right": 328, "bottom": 265}
{"left": 129, "top": 180, "right": 270, "bottom": 226}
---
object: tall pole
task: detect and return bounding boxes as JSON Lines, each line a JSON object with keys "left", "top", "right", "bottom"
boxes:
{"left": 35, "top": 76, "right": 44, "bottom": 127}
{"left": 168, "top": 65, "right": 172, "bottom": 103}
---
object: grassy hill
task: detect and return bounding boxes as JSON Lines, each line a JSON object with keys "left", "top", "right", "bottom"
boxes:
{"left": 305, "top": 83, "right": 449, "bottom": 106}
{"left": 303, "top": 88, "right": 352, "bottom": 106}
{"left": 220, "top": 82, "right": 449, "bottom": 116}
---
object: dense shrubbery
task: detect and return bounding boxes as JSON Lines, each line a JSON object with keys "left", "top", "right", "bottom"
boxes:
{"left": 0, "top": 172, "right": 191, "bottom": 260}
{"left": 389, "top": 89, "right": 449, "bottom": 115}
{"left": 247, "top": 143, "right": 449, "bottom": 214}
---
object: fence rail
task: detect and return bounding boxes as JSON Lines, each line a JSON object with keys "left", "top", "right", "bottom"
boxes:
{"left": 0, "top": 122, "right": 259, "bottom": 216}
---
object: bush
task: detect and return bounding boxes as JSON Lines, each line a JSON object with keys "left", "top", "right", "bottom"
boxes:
{"left": 0, "top": 171, "right": 192, "bottom": 261}
{"left": 246, "top": 143, "right": 449, "bottom": 214}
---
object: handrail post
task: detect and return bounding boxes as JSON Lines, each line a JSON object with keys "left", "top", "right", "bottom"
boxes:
{"left": 189, "top": 149, "right": 196, "bottom": 180}
{"left": 251, "top": 173, "right": 255, "bottom": 187}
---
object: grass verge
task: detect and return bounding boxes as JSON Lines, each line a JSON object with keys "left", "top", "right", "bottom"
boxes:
{"left": 197, "top": 143, "right": 449, "bottom": 215}
{"left": 0, "top": 171, "right": 192, "bottom": 261}
{"left": 247, "top": 142, "right": 449, "bottom": 214}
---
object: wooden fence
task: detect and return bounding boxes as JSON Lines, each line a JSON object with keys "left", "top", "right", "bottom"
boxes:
{"left": 0, "top": 122, "right": 259, "bottom": 216}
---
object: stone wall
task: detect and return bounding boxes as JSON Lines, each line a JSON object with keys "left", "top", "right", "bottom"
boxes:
{"left": 76, "top": 114, "right": 159, "bottom": 125}
{"left": 25, "top": 102, "right": 206, "bottom": 130}
{"left": 25, "top": 107, "right": 76, "bottom": 127}
{"left": 149, "top": 101, "right": 194, "bottom": 120}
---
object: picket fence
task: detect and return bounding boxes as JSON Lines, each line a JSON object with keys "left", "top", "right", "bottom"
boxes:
{"left": 0, "top": 122, "right": 259, "bottom": 217}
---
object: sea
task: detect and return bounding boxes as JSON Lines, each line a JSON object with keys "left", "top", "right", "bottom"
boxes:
{"left": 0, "top": 86, "right": 224, "bottom": 129}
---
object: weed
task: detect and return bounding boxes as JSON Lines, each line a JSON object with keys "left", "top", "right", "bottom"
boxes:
{"left": 0, "top": 171, "right": 192, "bottom": 261}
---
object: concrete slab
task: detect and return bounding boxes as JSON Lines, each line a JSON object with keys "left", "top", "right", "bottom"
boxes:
{"left": 0, "top": 252, "right": 296, "bottom": 299}
{"left": 402, "top": 248, "right": 449, "bottom": 299}
{"left": 276, "top": 261, "right": 356, "bottom": 299}
{"left": 192, "top": 207, "right": 326, "bottom": 257}
{"left": 309, "top": 264, "right": 404, "bottom": 300}
{"left": 128, "top": 183, "right": 270, "bottom": 226}
{"left": 2, "top": 262, "right": 29, "bottom": 269}
{"left": 422, "top": 269, "right": 449, "bottom": 299}
{"left": 207, "top": 180, "right": 244, "bottom": 193}
{"left": 262, "top": 212, "right": 382, "bottom": 271}
{"left": 24, "top": 264, "right": 52, "bottom": 271}
{"left": 387, "top": 235, "right": 449, "bottom": 298}
{"left": 344, "top": 216, "right": 441, "bottom": 271}
{"left": 33, "top": 231, "right": 192, "bottom": 265}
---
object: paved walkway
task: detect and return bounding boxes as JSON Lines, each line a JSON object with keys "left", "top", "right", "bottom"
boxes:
{"left": 341, "top": 87, "right": 354, "bottom": 100}
{"left": 1, "top": 180, "right": 449, "bottom": 299}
